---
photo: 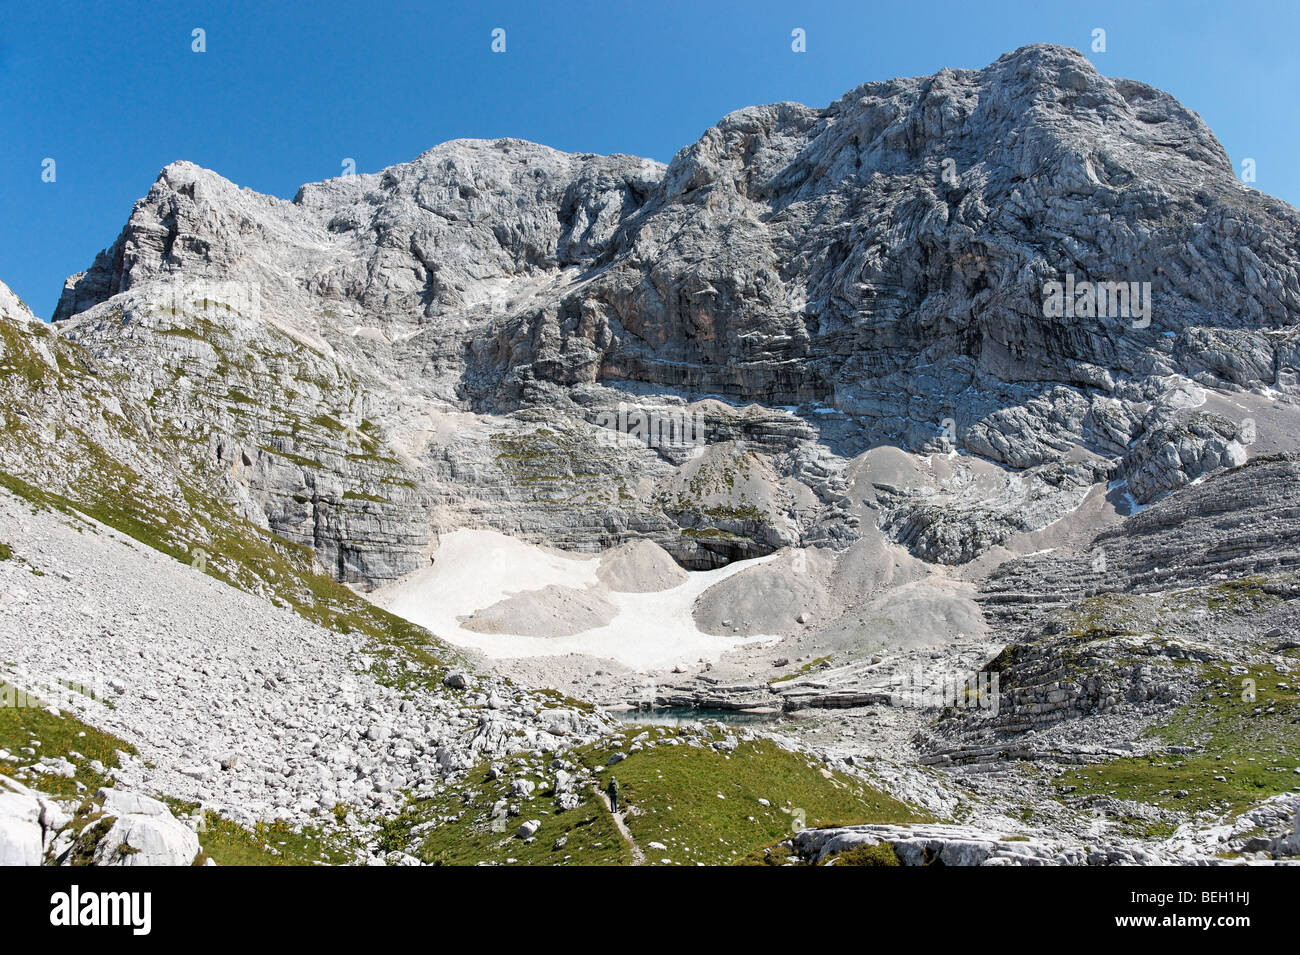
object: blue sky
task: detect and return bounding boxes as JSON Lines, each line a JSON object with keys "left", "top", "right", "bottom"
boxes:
{"left": 2, "top": 0, "right": 1296, "bottom": 319}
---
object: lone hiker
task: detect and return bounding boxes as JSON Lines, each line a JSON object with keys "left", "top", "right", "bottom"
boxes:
{"left": 607, "top": 776, "right": 621, "bottom": 814}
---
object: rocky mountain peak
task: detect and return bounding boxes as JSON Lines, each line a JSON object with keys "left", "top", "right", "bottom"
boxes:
{"left": 34, "top": 46, "right": 1300, "bottom": 590}
{"left": 0, "top": 279, "right": 37, "bottom": 325}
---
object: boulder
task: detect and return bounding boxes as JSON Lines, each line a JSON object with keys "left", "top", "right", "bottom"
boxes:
{"left": 516, "top": 819, "right": 541, "bottom": 839}
{"left": 0, "top": 783, "right": 43, "bottom": 866}
{"left": 89, "top": 789, "right": 201, "bottom": 867}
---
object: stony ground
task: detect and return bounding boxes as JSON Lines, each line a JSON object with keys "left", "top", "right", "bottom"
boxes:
{"left": 0, "top": 488, "right": 614, "bottom": 860}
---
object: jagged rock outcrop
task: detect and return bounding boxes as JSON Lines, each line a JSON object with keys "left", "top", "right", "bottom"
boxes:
{"left": 0, "top": 775, "right": 69, "bottom": 865}
{"left": 0, "top": 280, "right": 37, "bottom": 326}
{"left": 782, "top": 820, "right": 1255, "bottom": 865}
{"left": 1122, "top": 410, "right": 1249, "bottom": 503}
{"left": 1, "top": 776, "right": 201, "bottom": 867}
{"left": 919, "top": 452, "right": 1300, "bottom": 781}
{"left": 980, "top": 452, "right": 1300, "bottom": 640}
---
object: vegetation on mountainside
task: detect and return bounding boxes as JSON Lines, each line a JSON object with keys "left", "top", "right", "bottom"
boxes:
{"left": 0, "top": 681, "right": 133, "bottom": 798}
{"left": 1056, "top": 658, "right": 1300, "bottom": 818}
{"left": 0, "top": 682, "right": 352, "bottom": 865}
{"left": 0, "top": 309, "right": 452, "bottom": 689}
{"left": 384, "top": 725, "right": 926, "bottom": 867}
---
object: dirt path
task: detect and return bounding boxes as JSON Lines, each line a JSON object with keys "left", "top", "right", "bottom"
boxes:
{"left": 598, "top": 791, "right": 645, "bottom": 865}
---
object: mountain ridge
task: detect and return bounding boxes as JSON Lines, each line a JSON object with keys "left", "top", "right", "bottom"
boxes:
{"left": 37, "top": 44, "right": 1297, "bottom": 592}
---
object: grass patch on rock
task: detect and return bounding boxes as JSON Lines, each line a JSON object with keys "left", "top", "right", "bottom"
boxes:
{"left": 0, "top": 681, "right": 134, "bottom": 797}
{"left": 575, "top": 727, "right": 927, "bottom": 866}
{"left": 828, "top": 842, "right": 903, "bottom": 866}
{"left": 383, "top": 767, "right": 634, "bottom": 867}
{"left": 377, "top": 725, "right": 924, "bottom": 867}
{"left": 1057, "top": 662, "right": 1299, "bottom": 817}
{"left": 179, "top": 805, "right": 361, "bottom": 866}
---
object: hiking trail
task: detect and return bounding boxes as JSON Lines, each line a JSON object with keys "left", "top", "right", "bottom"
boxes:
{"left": 598, "top": 790, "right": 645, "bottom": 865}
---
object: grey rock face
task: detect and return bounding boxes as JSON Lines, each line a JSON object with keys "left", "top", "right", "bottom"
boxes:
{"left": 788, "top": 823, "right": 1199, "bottom": 865}
{"left": 0, "top": 776, "right": 54, "bottom": 866}
{"left": 981, "top": 452, "right": 1300, "bottom": 640}
{"left": 84, "top": 789, "right": 202, "bottom": 866}
{"left": 508, "top": 43, "right": 1299, "bottom": 412}
{"left": 0, "top": 280, "right": 37, "bottom": 325}
{"left": 43, "top": 44, "right": 1300, "bottom": 582}
{"left": 1, "top": 775, "right": 200, "bottom": 867}
{"left": 1122, "top": 410, "right": 1249, "bottom": 503}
